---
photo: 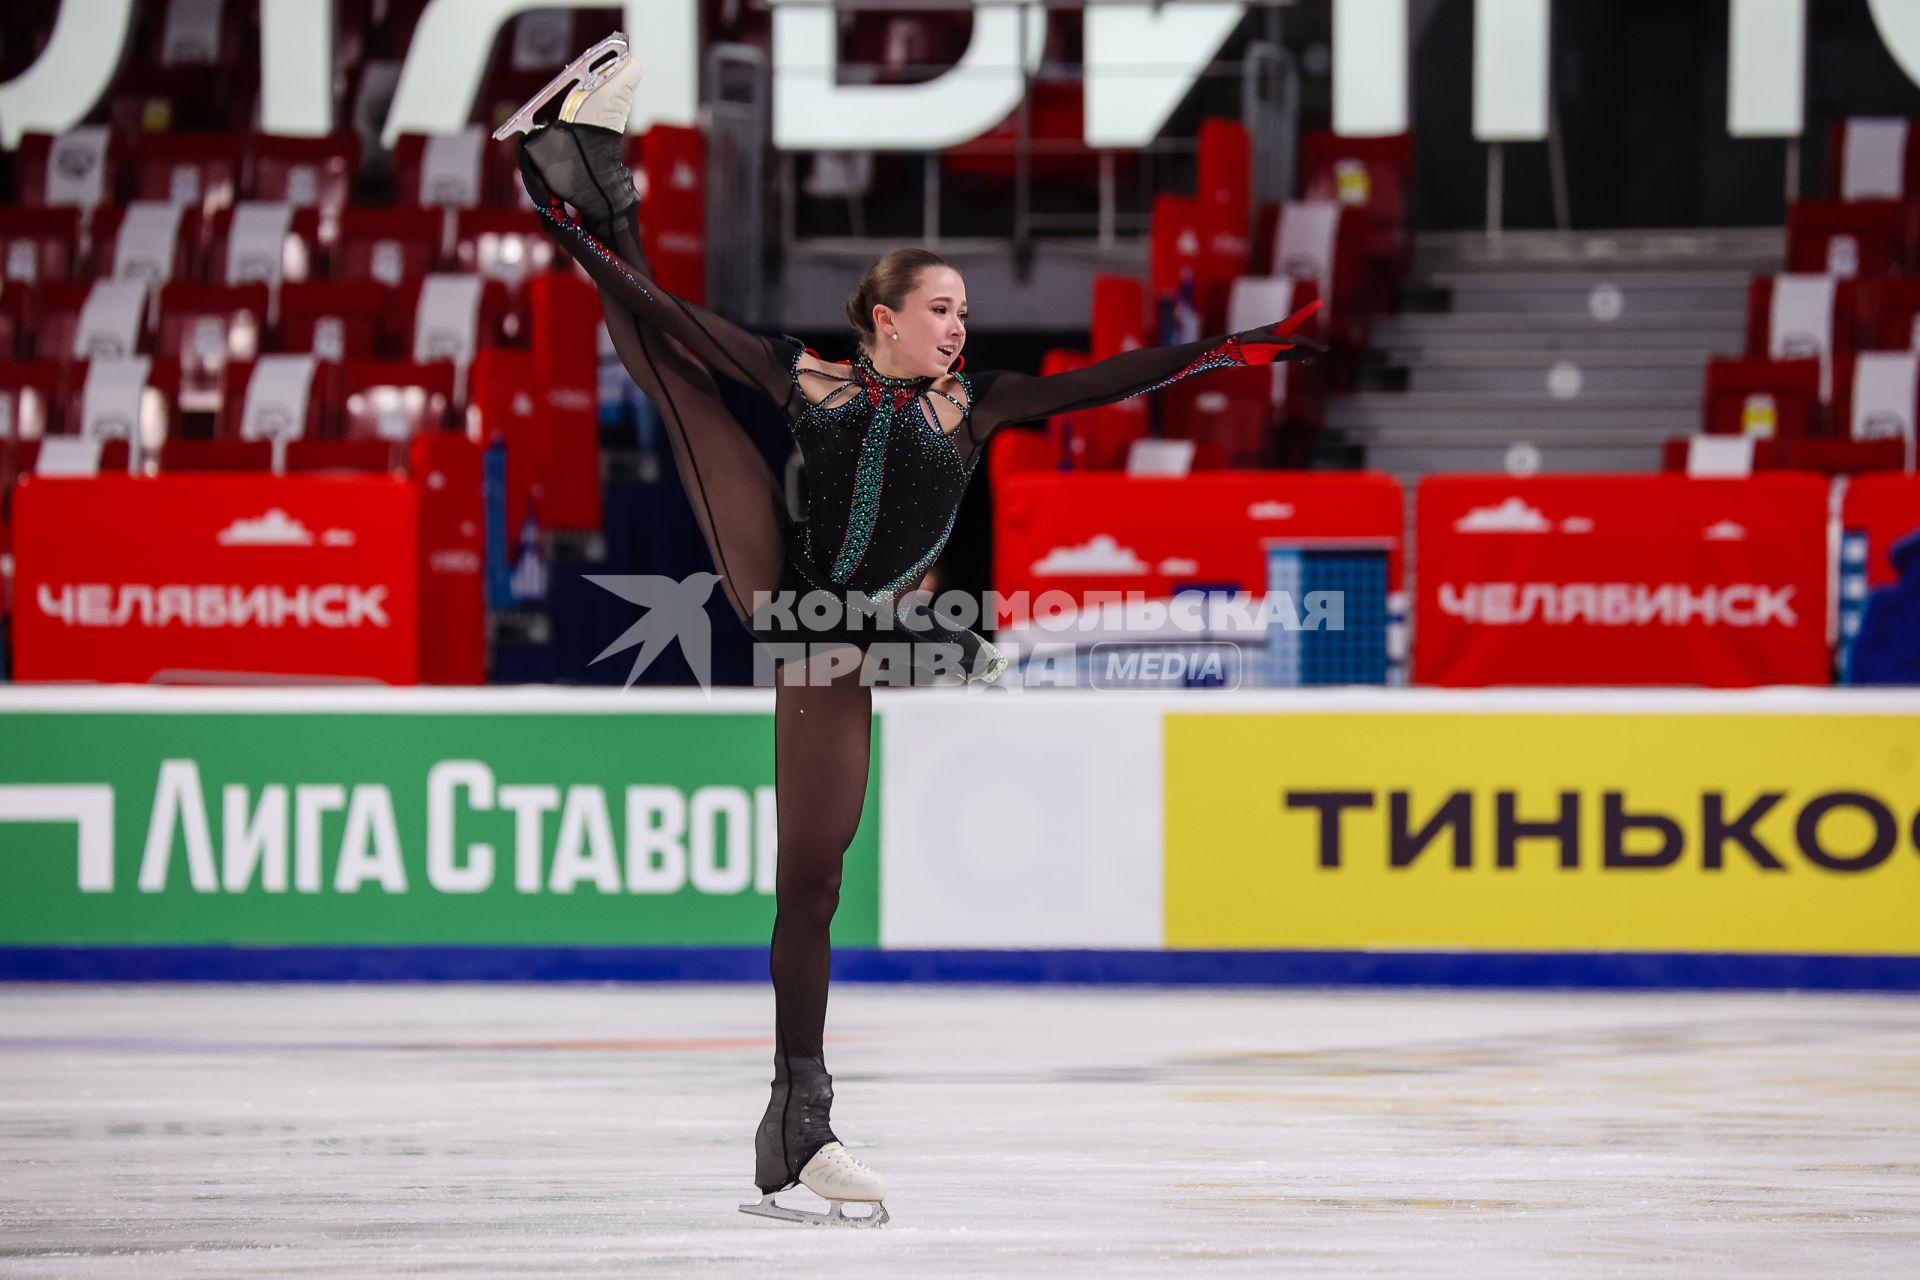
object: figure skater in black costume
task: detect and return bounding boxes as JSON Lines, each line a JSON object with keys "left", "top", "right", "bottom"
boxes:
{"left": 497, "top": 33, "right": 1323, "bottom": 1228}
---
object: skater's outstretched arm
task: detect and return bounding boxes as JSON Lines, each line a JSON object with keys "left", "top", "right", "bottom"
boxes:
{"left": 963, "top": 301, "right": 1325, "bottom": 446}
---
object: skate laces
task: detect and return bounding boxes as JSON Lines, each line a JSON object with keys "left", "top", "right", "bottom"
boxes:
{"left": 824, "top": 1144, "right": 871, "bottom": 1176}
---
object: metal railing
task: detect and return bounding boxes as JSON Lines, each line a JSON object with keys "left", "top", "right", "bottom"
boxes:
{"left": 704, "top": 1, "right": 1302, "bottom": 311}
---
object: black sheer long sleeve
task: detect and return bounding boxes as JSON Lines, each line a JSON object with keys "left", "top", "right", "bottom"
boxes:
{"left": 964, "top": 303, "right": 1323, "bottom": 446}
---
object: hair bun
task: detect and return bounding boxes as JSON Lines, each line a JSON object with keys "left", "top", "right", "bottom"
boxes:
{"left": 846, "top": 248, "right": 949, "bottom": 346}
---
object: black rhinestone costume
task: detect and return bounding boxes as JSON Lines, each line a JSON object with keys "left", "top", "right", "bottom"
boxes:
{"left": 517, "top": 120, "right": 1319, "bottom": 1197}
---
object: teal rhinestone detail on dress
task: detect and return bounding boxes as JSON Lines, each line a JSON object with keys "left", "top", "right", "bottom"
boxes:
{"left": 829, "top": 390, "right": 894, "bottom": 583}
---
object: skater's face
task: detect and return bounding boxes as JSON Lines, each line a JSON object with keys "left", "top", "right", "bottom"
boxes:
{"left": 874, "top": 266, "right": 968, "bottom": 378}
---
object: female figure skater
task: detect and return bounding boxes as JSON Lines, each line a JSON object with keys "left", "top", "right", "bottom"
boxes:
{"left": 499, "top": 33, "right": 1322, "bottom": 1228}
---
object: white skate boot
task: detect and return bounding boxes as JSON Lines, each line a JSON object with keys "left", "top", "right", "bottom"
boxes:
{"left": 740, "top": 1143, "right": 890, "bottom": 1228}
{"left": 508, "top": 39, "right": 643, "bottom": 235}
{"left": 493, "top": 31, "right": 640, "bottom": 140}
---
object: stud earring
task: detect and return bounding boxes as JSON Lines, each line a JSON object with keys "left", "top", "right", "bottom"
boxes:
{"left": 890, "top": 332, "right": 899, "bottom": 341}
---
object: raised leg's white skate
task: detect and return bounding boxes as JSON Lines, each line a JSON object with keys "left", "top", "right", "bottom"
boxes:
{"left": 492, "top": 32, "right": 636, "bottom": 141}
{"left": 739, "top": 1142, "right": 890, "bottom": 1228}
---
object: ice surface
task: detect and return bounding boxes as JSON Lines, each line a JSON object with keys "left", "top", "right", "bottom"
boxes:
{"left": 1, "top": 984, "right": 1917, "bottom": 1277}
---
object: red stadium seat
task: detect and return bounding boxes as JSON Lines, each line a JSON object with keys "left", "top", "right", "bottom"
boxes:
{"left": 0, "top": 287, "right": 16, "bottom": 360}
{"left": 1833, "top": 351, "right": 1920, "bottom": 468}
{"left": 157, "top": 438, "right": 274, "bottom": 472}
{"left": 1160, "top": 365, "right": 1276, "bottom": 469}
{"left": 1149, "top": 194, "right": 1204, "bottom": 320}
{"left": 339, "top": 361, "right": 457, "bottom": 441}
{"left": 395, "top": 275, "right": 518, "bottom": 362}
{"left": 1249, "top": 200, "right": 1366, "bottom": 352}
{"left": 1777, "top": 436, "right": 1911, "bottom": 474}
{"left": 1868, "top": 277, "right": 1920, "bottom": 351}
{"left": 1785, "top": 200, "right": 1907, "bottom": 277}
{"left": 277, "top": 281, "right": 394, "bottom": 361}
{"left": 1225, "top": 275, "right": 1326, "bottom": 438}
{"left": 1085, "top": 275, "right": 1153, "bottom": 468}
{"left": 1660, "top": 435, "right": 1783, "bottom": 475}
{"left": 0, "top": 362, "right": 68, "bottom": 440}
{"left": 391, "top": 129, "right": 498, "bottom": 208}
{"left": 471, "top": 10, "right": 596, "bottom": 145}
{"left": 131, "top": 132, "right": 247, "bottom": 221}
{"left": 154, "top": 283, "right": 270, "bottom": 411}
{"left": 1745, "top": 274, "right": 1866, "bottom": 400}
{"left": 637, "top": 124, "right": 708, "bottom": 302}
{"left": 452, "top": 208, "right": 558, "bottom": 289}
{"left": 0, "top": 209, "right": 86, "bottom": 285}
{"left": 63, "top": 358, "right": 183, "bottom": 468}
{"left": 12, "top": 130, "right": 124, "bottom": 208}
{"left": 1666, "top": 436, "right": 1908, "bottom": 475}
{"left": 247, "top": 133, "right": 362, "bottom": 220}
{"left": 333, "top": 208, "right": 446, "bottom": 286}
{"left": 1300, "top": 129, "right": 1414, "bottom": 279}
{"left": 1827, "top": 117, "right": 1920, "bottom": 201}
{"left": 1301, "top": 131, "right": 1413, "bottom": 226}
{"left": 13, "top": 437, "right": 133, "bottom": 477}
{"left": 1196, "top": 119, "right": 1252, "bottom": 328}
{"left": 1089, "top": 274, "right": 1148, "bottom": 360}
{"left": 35, "top": 281, "right": 155, "bottom": 364}
{"left": 205, "top": 205, "right": 324, "bottom": 287}
{"left": 87, "top": 204, "right": 203, "bottom": 285}
{"left": 218, "top": 357, "right": 335, "bottom": 449}
{"left": 1700, "top": 357, "right": 1823, "bottom": 440}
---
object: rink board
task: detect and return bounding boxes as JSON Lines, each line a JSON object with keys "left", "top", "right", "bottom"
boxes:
{"left": 1, "top": 687, "right": 1917, "bottom": 988}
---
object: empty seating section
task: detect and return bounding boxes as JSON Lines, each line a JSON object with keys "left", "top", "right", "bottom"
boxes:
{"left": 994, "top": 122, "right": 1394, "bottom": 479}
{"left": 0, "top": 123, "right": 699, "bottom": 481}
{"left": 0, "top": 3, "right": 713, "bottom": 670}
{"left": 1667, "top": 115, "right": 1920, "bottom": 476}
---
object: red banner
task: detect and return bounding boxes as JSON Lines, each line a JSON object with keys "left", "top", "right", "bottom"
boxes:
{"left": 994, "top": 471, "right": 1404, "bottom": 622}
{"left": 1841, "top": 472, "right": 1920, "bottom": 589}
{"left": 14, "top": 475, "right": 419, "bottom": 684}
{"left": 1416, "top": 475, "right": 1831, "bottom": 687}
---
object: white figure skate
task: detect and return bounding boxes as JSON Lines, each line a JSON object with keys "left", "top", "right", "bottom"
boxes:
{"left": 492, "top": 31, "right": 639, "bottom": 141}
{"left": 739, "top": 1142, "right": 890, "bottom": 1228}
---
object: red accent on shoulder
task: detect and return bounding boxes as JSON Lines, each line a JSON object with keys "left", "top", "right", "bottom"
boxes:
{"left": 951, "top": 354, "right": 966, "bottom": 373}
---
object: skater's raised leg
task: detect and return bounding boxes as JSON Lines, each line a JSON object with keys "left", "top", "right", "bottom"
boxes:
{"left": 515, "top": 46, "right": 790, "bottom": 627}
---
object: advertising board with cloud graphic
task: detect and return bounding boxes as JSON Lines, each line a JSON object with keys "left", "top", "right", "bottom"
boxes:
{"left": 995, "top": 472, "right": 1403, "bottom": 620}
{"left": 13, "top": 475, "right": 419, "bottom": 684}
{"left": 1417, "top": 475, "right": 1830, "bottom": 686}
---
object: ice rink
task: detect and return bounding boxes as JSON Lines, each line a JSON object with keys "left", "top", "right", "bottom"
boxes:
{"left": 2, "top": 983, "right": 1917, "bottom": 1277}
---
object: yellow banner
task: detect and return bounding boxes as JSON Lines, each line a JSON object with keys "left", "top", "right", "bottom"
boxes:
{"left": 1164, "top": 713, "right": 1920, "bottom": 955}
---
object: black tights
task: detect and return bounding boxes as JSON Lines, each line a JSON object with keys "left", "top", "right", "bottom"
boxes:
{"left": 590, "top": 213, "right": 867, "bottom": 1064}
